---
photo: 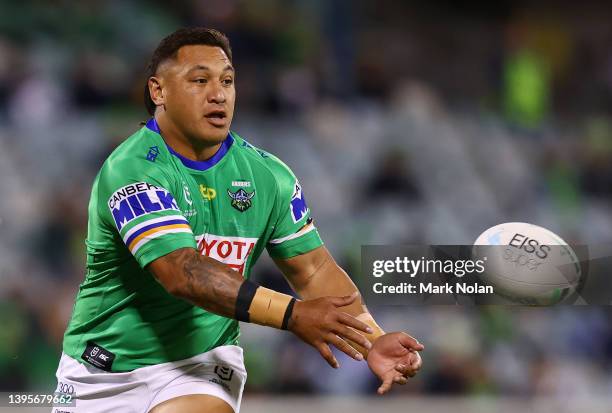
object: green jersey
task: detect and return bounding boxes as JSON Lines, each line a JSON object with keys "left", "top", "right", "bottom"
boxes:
{"left": 62, "top": 118, "right": 323, "bottom": 372}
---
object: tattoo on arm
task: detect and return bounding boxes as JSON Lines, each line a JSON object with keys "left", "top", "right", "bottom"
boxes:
{"left": 150, "top": 248, "right": 244, "bottom": 318}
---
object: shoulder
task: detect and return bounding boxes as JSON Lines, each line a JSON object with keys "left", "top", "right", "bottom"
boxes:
{"left": 98, "top": 126, "right": 175, "bottom": 187}
{"left": 230, "top": 131, "right": 297, "bottom": 191}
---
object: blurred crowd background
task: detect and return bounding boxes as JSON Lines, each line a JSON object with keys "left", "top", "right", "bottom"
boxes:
{"left": 1, "top": 0, "right": 612, "bottom": 408}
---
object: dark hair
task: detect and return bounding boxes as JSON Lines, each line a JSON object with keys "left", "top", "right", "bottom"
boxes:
{"left": 144, "top": 27, "right": 232, "bottom": 115}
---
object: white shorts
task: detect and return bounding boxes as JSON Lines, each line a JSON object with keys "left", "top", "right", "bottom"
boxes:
{"left": 53, "top": 345, "right": 247, "bottom": 413}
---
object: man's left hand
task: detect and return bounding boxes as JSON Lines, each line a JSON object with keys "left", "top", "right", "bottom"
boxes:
{"left": 366, "top": 332, "right": 424, "bottom": 395}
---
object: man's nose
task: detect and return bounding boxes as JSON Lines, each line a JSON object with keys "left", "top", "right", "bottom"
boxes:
{"left": 207, "top": 82, "right": 226, "bottom": 104}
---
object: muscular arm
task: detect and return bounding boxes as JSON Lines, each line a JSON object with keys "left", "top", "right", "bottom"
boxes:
{"left": 275, "top": 245, "right": 424, "bottom": 393}
{"left": 147, "top": 247, "right": 244, "bottom": 317}
{"left": 274, "top": 245, "right": 386, "bottom": 357}
{"left": 147, "top": 246, "right": 373, "bottom": 367}
{"left": 273, "top": 246, "right": 367, "bottom": 317}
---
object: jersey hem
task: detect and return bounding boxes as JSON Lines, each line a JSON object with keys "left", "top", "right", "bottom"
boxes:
{"left": 61, "top": 339, "right": 242, "bottom": 373}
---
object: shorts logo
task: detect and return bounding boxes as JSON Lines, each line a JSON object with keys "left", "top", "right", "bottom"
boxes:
{"left": 195, "top": 234, "right": 258, "bottom": 275}
{"left": 108, "top": 182, "right": 179, "bottom": 231}
{"left": 214, "top": 365, "right": 234, "bottom": 381}
{"left": 290, "top": 181, "right": 309, "bottom": 223}
{"left": 200, "top": 185, "right": 216, "bottom": 201}
{"left": 227, "top": 188, "right": 255, "bottom": 212}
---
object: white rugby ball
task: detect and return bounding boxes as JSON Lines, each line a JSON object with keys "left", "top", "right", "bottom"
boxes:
{"left": 472, "top": 222, "right": 581, "bottom": 305}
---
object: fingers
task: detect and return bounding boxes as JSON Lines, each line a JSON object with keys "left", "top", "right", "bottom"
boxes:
{"left": 329, "top": 291, "right": 359, "bottom": 308}
{"left": 377, "top": 374, "right": 394, "bottom": 395}
{"left": 328, "top": 334, "right": 364, "bottom": 361}
{"left": 394, "top": 363, "right": 417, "bottom": 377}
{"left": 398, "top": 332, "right": 425, "bottom": 351}
{"left": 393, "top": 375, "right": 408, "bottom": 385}
{"left": 378, "top": 372, "right": 410, "bottom": 395}
{"left": 333, "top": 324, "right": 372, "bottom": 350}
{"left": 317, "top": 332, "right": 367, "bottom": 368}
{"left": 316, "top": 343, "right": 339, "bottom": 368}
{"left": 395, "top": 352, "right": 422, "bottom": 377}
{"left": 379, "top": 367, "right": 413, "bottom": 396}
{"left": 337, "top": 312, "right": 373, "bottom": 334}
{"left": 410, "top": 351, "right": 423, "bottom": 371}
{"left": 394, "top": 363, "right": 412, "bottom": 376}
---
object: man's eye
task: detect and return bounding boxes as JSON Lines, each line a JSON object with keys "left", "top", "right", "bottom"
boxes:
{"left": 222, "top": 78, "right": 234, "bottom": 86}
{"left": 194, "top": 79, "right": 207, "bottom": 84}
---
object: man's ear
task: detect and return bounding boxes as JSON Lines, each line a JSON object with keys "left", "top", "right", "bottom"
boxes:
{"left": 148, "top": 76, "right": 164, "bottom": 107}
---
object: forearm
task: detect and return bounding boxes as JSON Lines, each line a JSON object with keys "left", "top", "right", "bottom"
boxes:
{"left": 294, "top": 256, "right": 367, "bottom": 317}
{"left": 151, "top": 246, "right": 375, "bottom": 366}
{"left": 152, "top": 248, "right": 244, "bottom": 317}
{"left": 288, "top": 253, "right": 385, "bottom": 354}
{"left": 150, "top": 248, "right": 296, "bottom": 330}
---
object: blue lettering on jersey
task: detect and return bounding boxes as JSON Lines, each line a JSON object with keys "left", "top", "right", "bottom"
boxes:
{"left": 127, "top": 194, "right": 145, "bottom": 217}
{"left": 290, "top": 182, "right": 309, "bottom": 223}
{"left": 156, "top": 190, "right": 179, "bottom": 210}
{"left": 111, "top": 200, "right": 135, "bottom": 231}
{"left": 137, "top": 192, "right": 162, "bottom": 212}
{"left": 108, "top": 183, "right": 180, "bottom": 231}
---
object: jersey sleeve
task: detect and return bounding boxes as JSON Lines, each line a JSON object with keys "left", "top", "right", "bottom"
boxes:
{"left": 266, "top": 165, "right": 323, "bottom": 259}
{"left": 98, "top": 158, "right": 197, "bottom": 268}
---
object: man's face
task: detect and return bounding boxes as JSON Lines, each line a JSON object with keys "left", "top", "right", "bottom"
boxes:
{"left": 152, "top": 45, "right": 235, "bottom": 144}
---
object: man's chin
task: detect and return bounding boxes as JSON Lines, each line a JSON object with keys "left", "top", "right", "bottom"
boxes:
{"left": 195, "top": 125, "right": 230, "bottom": 144}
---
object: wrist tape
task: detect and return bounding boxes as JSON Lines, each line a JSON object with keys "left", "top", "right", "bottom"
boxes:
{"left": 357, "top": 313, "right": 385, "bottom": 341}
{"left": 235, "top": 280, "right": 296, "bottom": 330}
{"left": 351, "top": 312, "right": 385, "bottom": 357}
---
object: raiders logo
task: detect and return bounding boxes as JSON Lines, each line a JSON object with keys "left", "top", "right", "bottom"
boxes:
{"left": 227, "top": 188, "right": 255, "bottom": 212}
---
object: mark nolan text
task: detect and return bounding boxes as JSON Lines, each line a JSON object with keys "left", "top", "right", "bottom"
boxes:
{"left": 373, "top": 282, "right": 494, "bottom": 295}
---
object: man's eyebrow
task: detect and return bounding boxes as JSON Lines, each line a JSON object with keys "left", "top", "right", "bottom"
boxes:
{"left": 188, "top": 64, "right": 235, "bottom": 73}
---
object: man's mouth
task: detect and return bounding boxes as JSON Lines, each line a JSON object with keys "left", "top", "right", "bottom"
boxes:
{"left": 204, "top": 110, "right": 227, "bottom": 127}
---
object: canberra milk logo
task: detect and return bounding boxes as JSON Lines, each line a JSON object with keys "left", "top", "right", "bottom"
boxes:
{"left": 290, "top": 181, "right": 309, "bottom": 223}
{"left": 108, "top": 182, "right": 180, "bottom": 231}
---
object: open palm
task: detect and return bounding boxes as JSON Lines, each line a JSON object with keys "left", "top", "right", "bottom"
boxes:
{"left": 366, "top": 332, "right": 424, "bottom": 395}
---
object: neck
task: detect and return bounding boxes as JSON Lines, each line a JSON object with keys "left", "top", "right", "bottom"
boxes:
{"left": 155, "top": 113, "right": 223, "bottom": 161}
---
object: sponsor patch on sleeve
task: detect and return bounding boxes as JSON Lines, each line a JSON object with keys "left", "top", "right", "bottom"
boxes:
{"left": 107, "top": 182, "right": 180, "bottom": 231}
{"left": 290, "top": 181, "right": 309, "bottom": 223}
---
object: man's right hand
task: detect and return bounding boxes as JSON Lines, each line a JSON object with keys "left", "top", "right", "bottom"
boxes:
{"left": 287, "top": 292, "right": 373, "bottom": 368}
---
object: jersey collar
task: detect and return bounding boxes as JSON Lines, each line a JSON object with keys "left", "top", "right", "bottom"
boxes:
{"left": 145, "top": 117, "right": 233, "bottom": 171}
